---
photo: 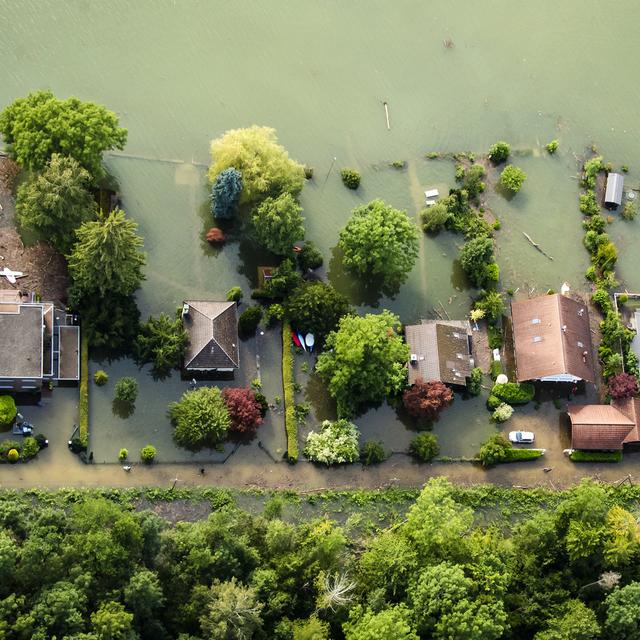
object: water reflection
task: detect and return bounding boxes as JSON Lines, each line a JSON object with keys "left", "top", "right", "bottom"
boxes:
{"left": 112, "top": 399, "right": 135, "bottom": 419}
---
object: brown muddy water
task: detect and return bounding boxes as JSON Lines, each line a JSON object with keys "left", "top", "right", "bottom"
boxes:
{"left": 1, "top": 1, "right": 640, "bottom": 487}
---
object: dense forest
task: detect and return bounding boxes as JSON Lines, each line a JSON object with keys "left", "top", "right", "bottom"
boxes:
{"left": 0, "top": 479, "right": 638, "bottom": 639}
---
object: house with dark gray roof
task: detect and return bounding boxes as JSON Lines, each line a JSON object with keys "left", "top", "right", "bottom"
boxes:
{"left": 0, "top": 290, "right": 80, "bottom": 392}
{"left": 405, "top": 320, "right": 473, "bottom": 387}
{"left": 182, "top": 300, "right": 239, "bottom": 374}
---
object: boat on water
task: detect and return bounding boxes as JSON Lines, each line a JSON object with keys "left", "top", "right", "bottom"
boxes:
{"left": 291, "top": 331, "right": 302, "bottom": 348}
{"left": 305, "top": 333, "right": 315, "bottom": 353}
{"left": 298, "top": 332, "right": 307, "bottom": 351}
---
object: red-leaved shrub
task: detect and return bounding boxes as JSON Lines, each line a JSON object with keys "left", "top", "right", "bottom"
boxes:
{"left": 403, "top": 379, "right": 454, "bottom": 422}
{"left": 608, "top": 372, "right": 638, "bottom": 400}
{"left": 222, "top": 387, "right": 263, "bottom": 434}
{"left": 206, "top": 228, "right": 226, "bottom": 244}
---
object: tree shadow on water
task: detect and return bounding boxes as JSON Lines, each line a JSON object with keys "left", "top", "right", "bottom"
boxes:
{"left": 326, "top": 245, "right": 390, "bottom": 307}
{"left": 112, "top": 399, "right": 135, "bottom": 420}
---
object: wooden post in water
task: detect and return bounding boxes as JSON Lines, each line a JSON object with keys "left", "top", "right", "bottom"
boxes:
{"left": 383, "top": 101, "right": 390, "bottom": 130}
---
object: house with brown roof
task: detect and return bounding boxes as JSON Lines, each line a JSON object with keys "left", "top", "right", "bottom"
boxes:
{"left": 0, "top": 290, "right": 80, "bottom": 392}
{"left": 405, "top": 320, "right": 473, "bottom": 387}
{"left": 511, "top": 294, "right": 595, "bottom": 383}
{"left": 567, "top": 404, "right": 635, "bottom": 450}
{"left": 182, "top": 300, "right": 239, "bottom": 375}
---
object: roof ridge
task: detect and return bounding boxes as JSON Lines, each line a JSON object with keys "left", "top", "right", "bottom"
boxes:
{"left": 555, "top": 294, "right": 570, "bottom": 375}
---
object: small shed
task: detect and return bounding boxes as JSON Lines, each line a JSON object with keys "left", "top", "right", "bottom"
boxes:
{"left": 604, "top": 172, "right": 624, "bottom": 210}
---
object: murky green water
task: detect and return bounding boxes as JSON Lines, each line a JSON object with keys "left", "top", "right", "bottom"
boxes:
{"left": 2, "top": 1, "right": 640, "bottom": 469}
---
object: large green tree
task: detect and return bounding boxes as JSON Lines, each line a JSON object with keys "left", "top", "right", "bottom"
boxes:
{"left": 285, "top": 282, "right": 352, "bottom": 344}
{"left": 251, "top": 192, "right": 305, "bottom": 255}
{"left": 343, "top": 605, "right": 418, "bottom": 640}
{"left": 0, "top": 90, "right": 127, "bottom": 177}
{"left": 605, "top": 583, "right": 640, "bottom": 639}
{"left": 135, "top": 313, "right": 189, "bottom": 379}
{"left": 68, "top": 208, "right": 146, "bottom": 300}
{"left": 16, "top": 154, "right": 97, "bottom": 253}
{"left": 338, "top": 199, "right": 419, "bottom": 295}
{"left": 316, "top": 310, "right": 408, "bottom": 416}
{"left": 169, "top": 386, "right": 231, "bottom": 451}
{"left": 459, "top": 236, "right": 494, "bottom": 287}
{"left": 208, "top": 126, "right": 305, "bottom": 204}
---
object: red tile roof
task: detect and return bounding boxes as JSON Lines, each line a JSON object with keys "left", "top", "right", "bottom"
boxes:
{"left": 611, "top": 397, "right": 640, "bottom": 445}
{"left": 568, "top": 404, "right": 635, "bottom": 450}
{"left": 511, "top": 294, "right": 595, "bottom": 382}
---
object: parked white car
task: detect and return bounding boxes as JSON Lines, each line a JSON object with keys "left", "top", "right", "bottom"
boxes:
{"left": 509, "top": 431, "right": 535, "bottom": 444}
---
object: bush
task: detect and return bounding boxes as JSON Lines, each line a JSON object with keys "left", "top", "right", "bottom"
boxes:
{"left": 409, "top": 433, "right": 440, "bottom": 462}
{"left": 226, "top": 287, "right": 243, "bottom": 303}
{"left": 490, "top": 360, "right": 503, "bottom": 380}
{"left": 475, "top": 291, "right": 505, "bottom": 323}
{"left": 93, "top": 370, "right": 109, "bottom": 386}
{"left": 484, "top": 262, "right": 500, "bottom": 283}
{"left": 238, "top": 306, "right": 263, "bottom": 337}
{"left": 491, "top": 382, "right": 535, "bottom": 405}
{"left": 579, "top": 190, "right": 600, "bottom": 216}
{"left": 486, "top": 395, "right": 502, "bottom": 410}
{"left": 169, "top": 387, "right": 230, "bottom": 451}
{"left": 140, "top": 445, "right": 156, "bottom": 464}
{"left": 297, "top": 241, "right": 323, "bottom": 271}
{"left": 488, "top": 141, "right": 510, "bottom": 164}
{"left": 222, "top": 388, "right": 263, "bottom": 435}
{"left": 360, "top": 441, "right": 388, "bottom": 465}
{"left": 595, "top": 241, "right": 617, "bottom": 270}
{"left": 592, "top": 288, "right": 612, "bottom": 313}
{"left": 500, "top": 165, "right": 527, "bottom": 193}
{"left": 0, "top": 396, "right": 17, "bottom": 426}
{"left": 403, "top": 380, "right": 454, "bottom": 422}
{"left": 478, "top": 433, "right": 511, "bottom": 466}
{"left": 6, "top": 449, "right": 19, "bottom": 463}
{"left": 303, "top": 419, "right": 360, "bottom": 465}
{"left": 582, "top": 156, "right": 603, "bottom": 189}
{"left": 467, "top": 367, "right": 483, "bottom": 396}
{"left": 608, "top": 372, "right": 638, "bottom": 399}
{"left": 341, "top": 168, "right": 361, "bottom": 189}
{"left": 0, "top": 440, "right": 20, "bottom": 458}
{"left": 282, "top": 321, "right": 297, "bottom": 463}
{"left": 618, "top": 293, "right": 629, "bottom": 305}
{"left": 21, "top": 437, "right": 39, "bottom": 460}
{"left": 265, "top": 303, "right": 285, "bottom": 326}
{"left": 114, "top": 377, "right": 138, "bottom": 404}
{"left": 488, "top": 325, "right": 503, "bottom": 349}
{"left": 460, "top": 236, "right": 494, "bottom": 288}
{"left": 118, "top": 448, "right": 128, "bottom": 461}
{"left": 492, "top": 403, "right": 514, "bottom": 422}
{"left": 622, "top": 201, "right": 636, "bottom": 221}
{"left": 570, "top": 450, "right": 622, "bottom": 463}
{"left": 254, "top": 259, "right": 302, "bottom": 301}
{"left": 420, "top": 202, "right": 450, "bottom": 233}
{"left": 546, "top": 139, "right": 559, "bottom": 154}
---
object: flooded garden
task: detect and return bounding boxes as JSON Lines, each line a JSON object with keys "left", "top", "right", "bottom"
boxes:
{"left": 2, "top": 1, "right": 640, "bottom": 485}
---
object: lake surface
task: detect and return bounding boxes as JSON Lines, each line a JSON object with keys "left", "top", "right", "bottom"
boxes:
{"left": 2, "top": 1, "right": 640, "bottom": 470}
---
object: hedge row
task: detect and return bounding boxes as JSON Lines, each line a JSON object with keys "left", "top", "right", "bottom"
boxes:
{"left": 282, "top": 320, "right": 298, "bottom": 463}
{"left": 505, "top": 448, "right": 545, "bottom": 462}
{"left": 78, "top": 332, "right": 89, "bottom": 447}
{"left": 491, "top": 382, "right": 535, "bottom": 405}
{"left": 570, "top": 450, "right": 622, "bottom": 463}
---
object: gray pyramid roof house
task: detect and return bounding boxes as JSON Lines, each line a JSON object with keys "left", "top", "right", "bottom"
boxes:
{"left": 182, "top": 301, "right": 239, "bottom": 371}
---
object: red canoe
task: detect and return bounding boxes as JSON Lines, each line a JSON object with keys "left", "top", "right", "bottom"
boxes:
{"left": 291, "top": 330, "right": 302, "bottom": 347}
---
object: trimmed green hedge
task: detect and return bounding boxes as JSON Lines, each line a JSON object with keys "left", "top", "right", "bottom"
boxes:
{"left": 570, "top": 450, "right": 622, "bottom": 463}
{"left": 79, "top": 332, "right": 89, "bottom": 448}
{"left": 282, "top": 321, "right": 298, "bottom": 463}
{"left": 491, "top": 382, "right": 535, "bottom": 405}
{"left": 506, "top": 448, "right": 544, "bottom": 462}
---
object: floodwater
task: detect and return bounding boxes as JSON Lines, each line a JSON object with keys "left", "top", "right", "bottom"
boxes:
{"left": 2, "top": 1, "right": 640, "bottom": 486}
